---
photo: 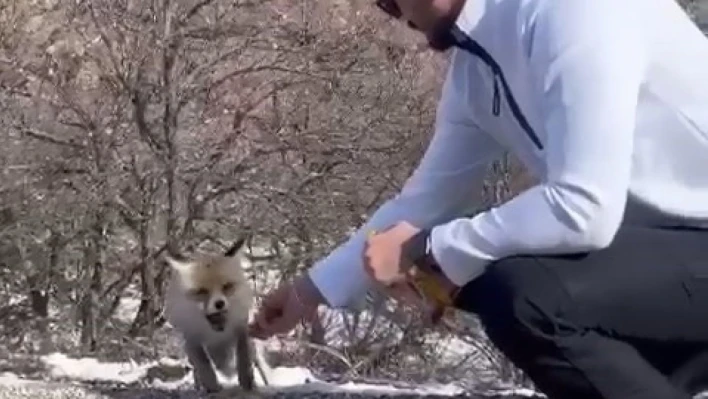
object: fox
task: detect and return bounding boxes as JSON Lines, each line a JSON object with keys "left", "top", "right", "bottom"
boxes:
{"left": 163, "top": 238, "right": 270, "bottom": 395}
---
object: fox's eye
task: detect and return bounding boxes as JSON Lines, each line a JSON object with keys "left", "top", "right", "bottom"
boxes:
{"left": 189, "top": 288, "right": 209, "bottom": 299}
{"left": 222, "top": 282, "right": 235, "bottom": 293}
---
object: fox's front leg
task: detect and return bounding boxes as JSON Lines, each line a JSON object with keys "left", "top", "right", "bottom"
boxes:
{"left": 235, "top": 325, "right": 256, "bottom": 391}
{"left": 251, "top": 338, "right": 271, "bottom": 387}
{"left": 185, "top": 341, "right": 221, "bottom": 394}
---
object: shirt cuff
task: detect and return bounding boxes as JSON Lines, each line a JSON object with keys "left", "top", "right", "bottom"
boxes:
{"left": 306, "top": 258, "right": 369, "bottom": 309}
{"left": 429, "top": 219, "right": 493, "bottom": 287}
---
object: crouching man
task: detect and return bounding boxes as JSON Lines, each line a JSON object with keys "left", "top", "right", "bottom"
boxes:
{"left": 250, "top": 0, "right": 708, "bottom": 398}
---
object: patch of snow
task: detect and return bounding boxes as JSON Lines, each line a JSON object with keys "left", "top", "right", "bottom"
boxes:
{"left": 263, "top": 380, "right": 465, "bottom": 396}
{"left": 34, "top": 352, "right": 498, "bottom": 396}
{"left": 333, "top": 381, "right": 464, "bottom": 396}
{"left": 493, "top": 388, "right": 545, "bottom": 398}
{"left": 254, "top": 367, "right": 466, "bottom": 396}
{"left": 0, "top": 372, "right": 31, "bottom": 386}
{"left": 261, "top": 365, "right": 316, "bottom": 387}
{"left": 150, "top": 371, "right": 193, "bottom": 391}
{"left": 113, "top": 296, "right": 141, "bottom": 324}
{"left": 40, "top": 352, "right": 149, "bottom": 384}
{"left": 7, "top": 295, "right": 24, "bottom": 307}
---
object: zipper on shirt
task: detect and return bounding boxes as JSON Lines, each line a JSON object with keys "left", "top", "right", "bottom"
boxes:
{"left": 492, "top": 74, "right": 501, "bottom": 116}
{"left": 450, "top": 27, "right": 544, "bottom": 150}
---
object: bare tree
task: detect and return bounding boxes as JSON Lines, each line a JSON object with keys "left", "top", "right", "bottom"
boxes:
{"left": 0, "top": 0, "right": 548, "bottom": 389}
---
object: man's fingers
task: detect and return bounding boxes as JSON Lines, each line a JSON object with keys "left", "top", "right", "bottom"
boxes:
{"left": 250, "top": 306, "right": 301, "bottom": 339}
{"left": 249, "top": 316, "right": 280, "bottom": 339}
{"left": 250, "top": 302, "right": 282, "bottom": 337}
{"left": 386, "top": 282, "right": 425, "bottom": 307}
{"left": 249, "top": 314, "right": 269, "bottom": 339}
{"left": 248, "top": 322, "right": 265, "bottom": 339}
{"left": 253, "top": 310, "right": 271, "bottom": 331}
{"left": 259, "top": 314, "right": 296, "bottom": 338}
{"left": 407, "top": 266, "right": 420, "bottom": 278}
{"left": 249, "top": 281, "right": 314, "bottom": 340}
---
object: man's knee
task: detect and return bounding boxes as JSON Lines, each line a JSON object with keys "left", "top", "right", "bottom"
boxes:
{"left": 458, "top": 256, "right": 576, "bottom": 343}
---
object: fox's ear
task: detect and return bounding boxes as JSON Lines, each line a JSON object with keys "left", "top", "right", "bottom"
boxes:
{"left": 165, "top": 255, "right": 193, "bottom": 273}
{"left": 224, "top": 236, "right": 247, "bottom": 258}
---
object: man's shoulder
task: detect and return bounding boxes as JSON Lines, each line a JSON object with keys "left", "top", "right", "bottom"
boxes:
{"left": 520, "top": 0, "right": 640, "bottom": 30}
{"left": 514, "top": 0, "right": 645, "bottom": 58}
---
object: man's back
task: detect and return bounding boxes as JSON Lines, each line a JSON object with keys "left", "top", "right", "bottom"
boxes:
{"left": 624, "top": 0, "right": 708, "bottom": 227}
{"left": 448, "top": 0, "right": 708, "bottom": 229}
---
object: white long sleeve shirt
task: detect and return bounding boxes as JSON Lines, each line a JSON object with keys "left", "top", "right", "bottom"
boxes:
{"left": 309, "top": 0, "right": 708, "bottom": 308}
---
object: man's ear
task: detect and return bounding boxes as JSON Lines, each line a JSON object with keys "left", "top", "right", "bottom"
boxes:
{"left": 224, "top": 236, "right": 248, "bottom": 258}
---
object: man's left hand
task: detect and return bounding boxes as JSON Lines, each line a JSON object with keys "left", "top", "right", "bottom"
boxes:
{"left": 363, "top": 221, "right": 421, "bottom": 287}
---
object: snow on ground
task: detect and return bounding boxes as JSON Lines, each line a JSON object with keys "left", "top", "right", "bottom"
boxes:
{"left": 29, "top": 352, "right": 542, "bottom": 397}
{"left": 113, "top": 288, "right": 142, "bottom": 324}
{"left": 0, "top": 372, "right": 30, "bottom": 386}
{"left": 41, "top": 353, "right": 152, "bottom": 385}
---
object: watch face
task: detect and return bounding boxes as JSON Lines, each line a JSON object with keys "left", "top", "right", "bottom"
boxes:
{"left": 403, "top": 229, "right": 429, "bottom": 264}
{"left": 428, "top": 261, "right": 443, "bottom": 273}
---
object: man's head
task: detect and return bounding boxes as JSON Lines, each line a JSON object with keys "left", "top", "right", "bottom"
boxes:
{"left": 375, "top": 0, "right": 466, "bottom": 52}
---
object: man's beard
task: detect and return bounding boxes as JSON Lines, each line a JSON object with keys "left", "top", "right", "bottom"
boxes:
{"left": 426, "top": 13, "right": 459, "bottom": 52}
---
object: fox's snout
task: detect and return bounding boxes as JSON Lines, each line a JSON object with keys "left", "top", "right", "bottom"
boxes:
{"left": 203, "top": 294, "right": 230, "bottom": 331}
{"left": 206, "top": 294, "right": 228, "bottom": 314}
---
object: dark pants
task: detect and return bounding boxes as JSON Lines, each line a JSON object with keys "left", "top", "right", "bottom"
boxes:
{"left": 453, "top": 225, "right": 708, "bottom": 399}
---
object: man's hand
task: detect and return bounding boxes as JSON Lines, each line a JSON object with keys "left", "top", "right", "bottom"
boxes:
{"left": 364, "top": 221, "right": 462, "bottom": 325}
{"left": 363, "top": 221, "right": 421, "bottom": 287}
{"left": 249, "top": 274, "right": 322, "bottom": 340}
{"left": 363, "top": 221, "right": 428, "bottom": 317}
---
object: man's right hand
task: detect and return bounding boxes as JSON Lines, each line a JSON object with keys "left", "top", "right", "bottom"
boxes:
{"left": 249, "top": 274, "right": 323, "bottom": 340}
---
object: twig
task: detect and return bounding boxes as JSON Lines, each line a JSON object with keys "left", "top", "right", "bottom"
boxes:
{"left": 277, "top": 337, "right": 354, "bottom": 371}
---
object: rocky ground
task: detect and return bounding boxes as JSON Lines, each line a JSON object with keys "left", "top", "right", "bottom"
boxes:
{"left": 0, "top": 349, "right": 541, "bottom": 399}
{"left": 0, "top": 382, "right": 538, "bottom": 399}
{"left": 0, "top": 381, "right": 536, "bottom": 399}
{"left": 0, "top": 370, "right": 540, "bottom": 399}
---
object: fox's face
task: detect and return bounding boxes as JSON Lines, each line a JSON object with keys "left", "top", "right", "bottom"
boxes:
{"left": 166, "top": 240, "right": 251, "bottom": 332}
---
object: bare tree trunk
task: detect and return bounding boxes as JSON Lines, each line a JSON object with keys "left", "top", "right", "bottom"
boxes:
{"left": 78, "top": 283, "right": 96, "bottom": 351}
{"left": 26, "top": 232, "right": 60, "bottom": 318}
{"left": 79, "top": 214, "right": 105, "bottom": 352}
{"left": 28, "top": 278, "right": 49, "bottom": 318}
{"left": 128, "top": 263, "right": 158, "bottom": 337}
{"left": 129, "top": 219, "right": 158, "bottom": 337}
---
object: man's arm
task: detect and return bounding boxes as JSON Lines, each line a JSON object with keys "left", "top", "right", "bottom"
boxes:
{"left": 307, "top": 54, "right": 505, "bottom": 308}
{"left": 427, "top": 0, "right": 648, "bottom": 286}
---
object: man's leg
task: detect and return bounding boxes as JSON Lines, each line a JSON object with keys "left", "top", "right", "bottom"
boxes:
{"left": 453, "top": 226, "right": 708, "bottom": 399}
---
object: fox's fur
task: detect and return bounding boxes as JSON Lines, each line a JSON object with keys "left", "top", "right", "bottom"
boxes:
{"left": 164, "top": 239, "right": 270, "bottom": 394}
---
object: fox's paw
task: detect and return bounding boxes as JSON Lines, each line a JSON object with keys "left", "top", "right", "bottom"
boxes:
{"left": 202, "top": 387, "right": 221, "bottom": 395}
{"left": 193, "top": 373, "right": 222, "bottom": 395}
{"left": 196, "top": 380, "right": 222, "bottom": 395}
{"left": 207, "top": 386, "right": 263, "bottom": 399}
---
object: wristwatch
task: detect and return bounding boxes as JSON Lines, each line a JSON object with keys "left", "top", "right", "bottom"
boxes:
{"left": 402, "top": 229, "right": 457, "bottom": 309}
{"left": 403, "top": 228, "right": 440, "bottom": 273}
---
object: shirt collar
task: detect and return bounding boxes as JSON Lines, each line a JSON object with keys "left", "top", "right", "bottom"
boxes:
{"left": 453, "top": 0, "right": 487, "bottom": 36}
